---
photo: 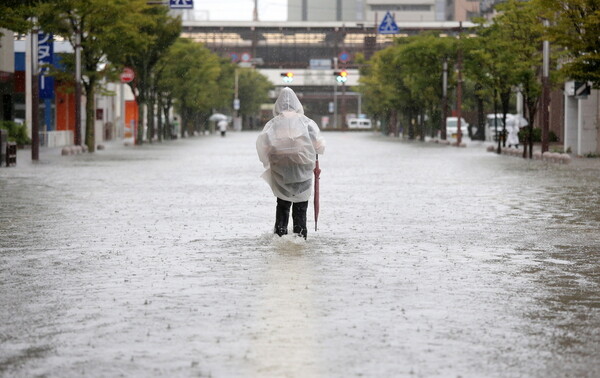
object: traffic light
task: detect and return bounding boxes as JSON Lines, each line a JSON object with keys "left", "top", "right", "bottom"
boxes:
{"left": 280, "top": 72, "right": 294, "bottom": 83}
{"left": 334, "top": 70, "right": 348, "bottom": 83}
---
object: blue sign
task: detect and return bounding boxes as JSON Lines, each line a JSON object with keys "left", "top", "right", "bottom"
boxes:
{"left": 169, "top": 0, "right": 193, "bottom": 9}
{"left": 38, "top": 32, "right": 54, "bottom": 99}
{"left": 338, "top": 52, "right": 350, "bottom": 63}
{"left": 378, "top": 12, "right": 399, "bottom": 35}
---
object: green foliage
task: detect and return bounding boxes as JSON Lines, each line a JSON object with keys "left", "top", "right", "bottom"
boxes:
{"left": 359, "top": 33, "right": 455, "bottom": 137}
{"left": 237, "top": 69, "right": 273, "bottom": 117}
{"left": 0, "top": 121, "right": 31, "bottom": 145}
{"left": 113, "top": 4, "right": 181, "bottom": 143}
{"left": 158, "top": 39, "right": 224, "bottom": 133}
{"left": 539, "top": 0, "right": 600, "bottom": 88}
{"left": 518, "top": 127, "right": 558, "bottom": 143}
{"left": 358, "top": 0, "right": 556, "bottom": 142}
{"left": 37, "top": 0, "right": 154, "bottom": 151}
{"left": 0, "top": 0, "right": 39, "bottom": 34}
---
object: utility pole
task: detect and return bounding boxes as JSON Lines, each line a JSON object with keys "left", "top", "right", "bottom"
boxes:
{"left": 31, "top": 21, "right": 39, "bottom": 161}
{"left": 333, "top": 57, "right": 338, "bottom": 129}
{"left": 455, "top": 22, "right": 463, "bottom": 146}
{"left": 441, "top": 58, "right": 448, "bottom": 140}
{"left": 341, "top": 79, "right": 347, "bottom": 130}
{"left": 541, "top": 19, "right": 550, "bottom": 153}
{"left": 253, "top": 0, "right": 259, "bottom": 21}
{"left": 75, "top": 28, "right": 82, "bottom": 147}
{"left": 233, "top": 69, "right": 241, "bottom": 131}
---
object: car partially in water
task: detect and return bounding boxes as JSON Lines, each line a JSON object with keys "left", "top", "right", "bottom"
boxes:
{"left": 348, "top": 118, "right": 372, "bottom": 130}
{"left": 445, "top": 117, "right": 469, "bottom": 141}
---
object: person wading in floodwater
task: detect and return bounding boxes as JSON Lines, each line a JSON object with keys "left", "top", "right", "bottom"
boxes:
{"left": 256, "top": 87, "right": 326, "bottom": 239}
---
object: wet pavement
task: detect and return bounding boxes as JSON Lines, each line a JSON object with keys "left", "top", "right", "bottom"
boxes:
{"left": 1, "top": 132, "right": 599, "bottom": 377}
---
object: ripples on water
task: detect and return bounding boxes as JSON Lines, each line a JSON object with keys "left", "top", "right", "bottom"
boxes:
{"left": 1, "top": 134, "right": 599, "bottom": 377}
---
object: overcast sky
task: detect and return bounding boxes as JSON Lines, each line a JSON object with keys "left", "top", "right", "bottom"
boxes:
{"left": 186, "top": 0, "right": 287, "bottom": 21}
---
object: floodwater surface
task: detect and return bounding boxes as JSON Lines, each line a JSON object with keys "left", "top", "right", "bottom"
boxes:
{"left": 1, "top": 132, "right": 599, "bottom": 377}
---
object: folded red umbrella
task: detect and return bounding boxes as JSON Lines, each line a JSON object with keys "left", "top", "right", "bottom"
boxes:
{"left": 313, "top": 155, "right": 321, "bottom": 232}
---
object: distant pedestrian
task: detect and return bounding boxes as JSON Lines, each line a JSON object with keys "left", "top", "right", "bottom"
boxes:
{"left": 256, "top": 87, "right": 325, "bottom": 239}
{"left": 506, "top": 116, "right": 520, "bottom": 148}
{"left": 218, "top": 119, "right": 228, "bottom": 137}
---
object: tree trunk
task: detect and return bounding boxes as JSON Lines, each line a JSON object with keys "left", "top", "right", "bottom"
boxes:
{"left": 163, "top": 103, "right": 171, "bottom": 140}
{"left": 527, "top": 100, "right": 536, "bottom": 159}
{"left": 390, "top": 109, "right": 397, "bottom": 137}
{"left": 500, "top": 89, "right": 511, "bottom": 148}
{"left": 475, "top": 84, "right": 485, "bottom": 140}
{"left": 137, "top": 98, "right": 145, "bottom": 145}
{"left": 84, "top": 82, "right": 95, "bottom": 153}
{"left": 419, "top": 107, "right": 425, "bottom": 142}
{"left": 494, "top": 90, "right": 501, "bottom": 154}
{"left": 148, "top": 94, "right": 155, "bottom": 143}
{"left": 156, "top": 94, "right": 163, "bottom": 142}
{"left": 408, "top": 109, "right": 415, "bottom": 140}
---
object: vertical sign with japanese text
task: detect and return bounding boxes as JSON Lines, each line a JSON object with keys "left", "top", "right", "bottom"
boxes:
{"left": 38, "top": 32, "right": 54, "bottom": 99}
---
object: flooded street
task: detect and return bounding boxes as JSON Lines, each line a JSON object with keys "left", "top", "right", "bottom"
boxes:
{"left": 1, "top": 132, "right": 599, "bottom": 377}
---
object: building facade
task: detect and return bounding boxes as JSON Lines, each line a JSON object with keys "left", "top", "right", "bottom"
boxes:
{"left": 0, "top": 29, "right": 15, "bottom": 123}
{"left": 287, "top": 0, "right": 480, "bottom": 23}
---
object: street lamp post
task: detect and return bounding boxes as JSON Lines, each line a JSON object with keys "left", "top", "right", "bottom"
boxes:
{"left": 333, "top": 57, "right": 338, "bottom": 129}
{"left": 441, "top": 58, "right": 448, "bottom": 140}
{"left": 233, "top": 69, "right": 241, "bottom": 131}
{"left": 541, "top": 19, "right": 550, "bottom": 153}
{"left": 455, "top": 22, "right": 463, "bottom": 146}
{"left": 31, "top": 22, "right": 40, "bottom": 161}
{"left": 74, "top": 28, "right": 82, "bottom": 147}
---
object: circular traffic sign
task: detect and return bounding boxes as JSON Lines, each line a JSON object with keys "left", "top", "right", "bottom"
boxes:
{"left": 120, "top": 67, "right": 135, "bottom": 83}
{"left": 241, "top": 52, "right": 251, "bottom": 62}
{"left": 338, "top": 51, "right": 350, "bottom": 63}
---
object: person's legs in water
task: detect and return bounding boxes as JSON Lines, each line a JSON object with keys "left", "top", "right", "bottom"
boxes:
{"left": 275, "top": 198, "right": 291, "bottom": 236}
{"left": 292, "top": 201, "right": 308, "bottom": 239}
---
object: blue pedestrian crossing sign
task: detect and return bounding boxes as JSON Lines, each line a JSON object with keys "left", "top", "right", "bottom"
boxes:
{"left": 169, "top": 0, "right": 193, "bottom": 9}
{"left": 378, "top": 12, "right": 399, "bottom": 34}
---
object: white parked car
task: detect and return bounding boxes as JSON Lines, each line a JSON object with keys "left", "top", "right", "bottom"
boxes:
{"left": 348, "top": 118, "right": 372, "bottom": 129}
{"left": 486, "top": 113, "right": 504, "bottom": 142}
{"left": 445, "top": 117, "right": 469, "bottom": 141}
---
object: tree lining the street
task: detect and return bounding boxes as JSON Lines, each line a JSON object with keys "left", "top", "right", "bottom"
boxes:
{"left": 359, "top": 0, "right": 575, "bottom": 158}
{"left": 17, "top": 1, "right": 260, "bottom": 148}
{"left": 236, "top": 68, "right": 274, "bottom": 129}
{"left": 37, "top": 0, "right": 151, "bottom": 152}
{"left": 107, "top": 4, "right": 182, "bottom": 145}
{"left": 539, "top": 0, "right": 600, "bottom": 88}
{"left": 157, "top": 38, "right": 223, "bottom": 137}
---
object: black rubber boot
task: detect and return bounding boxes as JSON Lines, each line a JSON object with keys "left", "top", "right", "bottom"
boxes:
{"left": 292, "top": 201, "right": 308, "bottom": 239}
{"left": 274, "top": 198, "right": 291, "bottom": 236}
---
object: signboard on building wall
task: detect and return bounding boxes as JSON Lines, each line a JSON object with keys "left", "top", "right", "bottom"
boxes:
{"left": 38, "top": 32, "right": 54, "bottom": 99}
{"left": 169, "top": 0, "right": 193, "bottom": 9}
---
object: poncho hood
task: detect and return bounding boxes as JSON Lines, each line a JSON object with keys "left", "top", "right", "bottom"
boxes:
{"left": 273, "top": 87, "right": 304, "bottom": 116}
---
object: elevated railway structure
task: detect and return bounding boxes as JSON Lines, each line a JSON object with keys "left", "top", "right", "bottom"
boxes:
{"left": 181, "top": 21, "right": 474, "bottom": 128}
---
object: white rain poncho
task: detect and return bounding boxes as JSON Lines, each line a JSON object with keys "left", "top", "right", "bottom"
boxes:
{"left": 256, "top": 87, "right": 326, "bottom": 202}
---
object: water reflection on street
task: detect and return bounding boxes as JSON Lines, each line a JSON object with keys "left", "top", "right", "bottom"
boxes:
{"left": 1, "top": 132, "right": 599, "bottom": 377}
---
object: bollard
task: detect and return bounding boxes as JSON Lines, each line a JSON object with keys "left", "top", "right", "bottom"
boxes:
{"left": 542, "top": 152, "right": 550, "bottom": 162}
{"left": 0, "top": 129, "right": 7, "bottom": 166}
{"left": 560, "top": 154, "right": 572, "bottom": 164}
{"left": 6, "top": 142, "right": 17, "bottom": 166}
{"left": 61, "top": 146, "right": 73, "bottom": 156}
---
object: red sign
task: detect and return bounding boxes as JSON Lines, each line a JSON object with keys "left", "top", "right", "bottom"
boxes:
{"left": 120, "top": 67, "right": 135, "bottom": 83}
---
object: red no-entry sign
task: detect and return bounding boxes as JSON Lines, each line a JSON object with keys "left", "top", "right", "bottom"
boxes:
{"left": 120, "top": 67, "right": 135, "bottom": 83}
